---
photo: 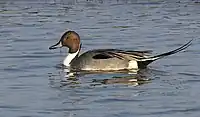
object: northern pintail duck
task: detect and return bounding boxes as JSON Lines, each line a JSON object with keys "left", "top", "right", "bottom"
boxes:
{"left": 49, "top": 31, "right": 192, "bottom": 71}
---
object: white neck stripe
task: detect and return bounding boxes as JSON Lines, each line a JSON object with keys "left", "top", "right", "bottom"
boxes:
{"left": 63, "top": 49, "right": 79, "bottom": 67}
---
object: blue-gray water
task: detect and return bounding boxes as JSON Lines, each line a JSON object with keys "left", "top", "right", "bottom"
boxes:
{"left": 0, "top": 0, "right": 200, "bottom": 117}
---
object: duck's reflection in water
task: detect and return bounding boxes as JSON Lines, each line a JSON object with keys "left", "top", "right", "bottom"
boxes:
{"left": 94, "top": 73, "right": 150, "bottom": 86}
{"left": 60, "top": 68, "right": 151, "bottom": 87}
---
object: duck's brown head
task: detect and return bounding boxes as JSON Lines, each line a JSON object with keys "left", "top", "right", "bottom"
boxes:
{"left": 49, "top": 31, "right": 81, "bottom": 53}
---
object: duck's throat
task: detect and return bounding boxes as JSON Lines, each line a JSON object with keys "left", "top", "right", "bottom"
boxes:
{"left": 63, "top": 50, "right": 79, "bottom": 67}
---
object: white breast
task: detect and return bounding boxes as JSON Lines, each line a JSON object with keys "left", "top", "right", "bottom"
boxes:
{"left": 63, "top": 50, "right": 79, "bottom": 67}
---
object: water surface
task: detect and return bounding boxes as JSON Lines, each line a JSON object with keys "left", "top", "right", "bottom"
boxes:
{"left": 0, "top": 0, "right": 200, "bottom": 117}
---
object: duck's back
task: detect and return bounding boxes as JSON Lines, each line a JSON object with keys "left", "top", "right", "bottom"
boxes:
{"left": 70, "top": 49, "right": 130, "bottom": 71}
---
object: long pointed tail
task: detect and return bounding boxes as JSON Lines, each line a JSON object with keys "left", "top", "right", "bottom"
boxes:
{"left": 138, "top": 39, "right": 193, "bottom": 68}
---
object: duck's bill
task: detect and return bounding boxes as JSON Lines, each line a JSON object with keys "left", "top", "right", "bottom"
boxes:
{"left": 49, "top": 41, "right": 62, "bottom": 50}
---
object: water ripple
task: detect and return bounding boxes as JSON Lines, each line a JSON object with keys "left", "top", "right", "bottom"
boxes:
{"left": 0, "top": 0, "right": 200, "bottom": 117}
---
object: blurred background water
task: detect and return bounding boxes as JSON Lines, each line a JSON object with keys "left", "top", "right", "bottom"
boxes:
{"left": 0, "top": 0, "right": 200, "bottom": 117}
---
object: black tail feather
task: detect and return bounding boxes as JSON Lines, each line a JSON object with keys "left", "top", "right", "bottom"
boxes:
{"left": 138, "top": 60, "right": 154, "bottom": 69}
{"left": 138, "top": 39, "right": 193, "bottom": 68}
{"left": 149, "top": 39, "right": 193, "bottom": 60}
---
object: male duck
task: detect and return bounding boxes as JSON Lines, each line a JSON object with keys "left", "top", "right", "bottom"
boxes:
{"left": 49, "top": 31, "right": 192, "bottom": 71}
